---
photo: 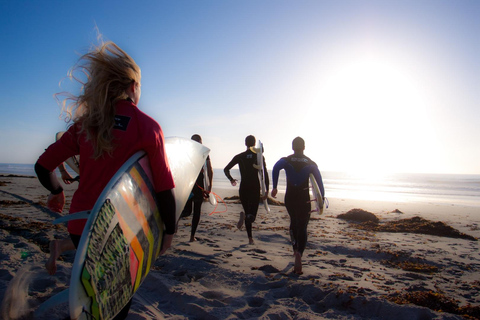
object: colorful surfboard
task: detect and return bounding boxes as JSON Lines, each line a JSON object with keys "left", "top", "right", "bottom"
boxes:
{"left": 36, "top": 137, "right": 209, "bottom": 320}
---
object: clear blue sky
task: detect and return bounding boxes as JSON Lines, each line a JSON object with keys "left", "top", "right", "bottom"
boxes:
{"left": 1, "top": 0, "right": 479, "bottom": 174}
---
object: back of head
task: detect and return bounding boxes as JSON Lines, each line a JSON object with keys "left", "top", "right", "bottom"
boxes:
{"left": 245, "top": 135, "right": 256, "bottom": 148}
{"left": 61, "top": 41, "right": 141, "bottom": 158}
{"left": 83, "top": 42, "right": 141, "bottom": 108}
{"left": 191, "top": 134, "right": 202, "bottom": 144}
{"left": 292, "top": 136, "right": 305, "bottom": 152}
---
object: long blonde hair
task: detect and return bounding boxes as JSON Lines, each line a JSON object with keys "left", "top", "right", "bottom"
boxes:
{"left": 57, "top": 41, "right": 141, "bottom": 159}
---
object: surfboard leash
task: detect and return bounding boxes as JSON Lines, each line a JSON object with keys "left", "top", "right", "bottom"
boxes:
{"left": 209, "top": 191, "right": 228, "bottom": 215}
{"left": 195, "top": 183, "right": 228, "bottom": 215}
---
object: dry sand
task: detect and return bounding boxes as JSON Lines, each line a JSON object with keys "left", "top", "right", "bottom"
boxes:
{"left": 1, "top": 174, "right": 479, "bottom": 319}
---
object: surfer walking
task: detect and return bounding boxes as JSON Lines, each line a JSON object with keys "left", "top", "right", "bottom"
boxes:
{"left": 224, "top": 135, "right": 269, "bottom": 245}
{"left": 35, "top": 40, "right": 176, "bottom": 319}
{"left": 271, "top": 137, "right": 325, "bottom": 274}
{"left": 181, "top": 134, "right": 213, "bottom": 242}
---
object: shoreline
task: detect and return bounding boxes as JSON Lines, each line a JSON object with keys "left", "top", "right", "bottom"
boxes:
{"left": 1, "top": 174, "right": 479, "bottom": 319}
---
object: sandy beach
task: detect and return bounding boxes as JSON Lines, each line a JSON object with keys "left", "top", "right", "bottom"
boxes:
{"left": 1, "top": 174, "right": 479, "bottom": 319}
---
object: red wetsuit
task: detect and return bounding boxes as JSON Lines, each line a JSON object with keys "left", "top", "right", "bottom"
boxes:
{"left": 37, "top": 99, "right": 175, "bottom": 235}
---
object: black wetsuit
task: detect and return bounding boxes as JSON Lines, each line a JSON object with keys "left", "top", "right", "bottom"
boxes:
{"left": 224, "top": 149, "right": 269, "bottom": 238}
{"left": 181, "top": 156, "right": 210, "bottom": 238}
{"left": 272, "top": 153, "right": 324, "bottom": 255}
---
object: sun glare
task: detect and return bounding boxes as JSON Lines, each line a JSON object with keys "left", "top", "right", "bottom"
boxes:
{"left": 304, "top": 53, "right": 437, "bottom": 175}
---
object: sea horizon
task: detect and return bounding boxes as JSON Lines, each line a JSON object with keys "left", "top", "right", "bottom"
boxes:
{"left": 2, "top": 163, "right": 479, "bottom": 209}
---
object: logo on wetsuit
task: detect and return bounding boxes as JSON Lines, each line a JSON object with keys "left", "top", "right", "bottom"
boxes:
{"left": 290, "top": 157, "right": 308, "bottom": 163}
{"left": 114, "top": 115, "right": 131, "bottom": 131}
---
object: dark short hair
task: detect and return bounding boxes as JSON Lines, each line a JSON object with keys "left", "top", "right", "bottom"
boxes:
{"left": 292, "top": 136, "right": 305, "bottom": 151}
{"left": 245, "top": 135, "right": 256, "bottom": 147}
{"left": 191, "top": 134, "right": 202, "bottom": 143}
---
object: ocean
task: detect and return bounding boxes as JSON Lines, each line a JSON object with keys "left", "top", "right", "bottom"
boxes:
{"left": 213, "top": 169, "right": 480, "bottom": 208}
{"left": 1, "top": 163, "right": 479, "bottom": 208}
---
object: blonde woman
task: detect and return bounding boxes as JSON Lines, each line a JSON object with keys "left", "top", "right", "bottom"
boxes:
{"left": 35, "top": 41, "right": 176, "bottom": 318}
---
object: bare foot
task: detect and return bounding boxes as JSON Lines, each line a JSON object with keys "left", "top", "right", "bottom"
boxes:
{"left": 294, "top": 252, "right": 303, "bottom": 275}
{"left": 248, "top": 237, "right": 255, "bottom": 245}
{"left": 189, "top": 236, "right": 197, "bottom": 242}
{"left": 45, "top": 240, "right": 60, "bottom": 275}
{"left": 237, "top": 212, "right": 245, "bottom": 230}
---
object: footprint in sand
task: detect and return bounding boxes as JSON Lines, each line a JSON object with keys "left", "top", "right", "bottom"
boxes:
{"left": 247, "top": 248, "right": 269, "bottom": 261}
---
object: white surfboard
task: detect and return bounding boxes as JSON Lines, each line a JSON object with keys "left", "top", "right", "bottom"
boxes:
{"left": 55, "top": 132, "right": 80, "bottom": 175}
{"left": 309, "top": 173, "right": 324, "bottom": 215}
{"left": 202, "top": 160, "right": 217, "bottom": 206}
{"left": 251, "top": 140, "right": 270, "bottom": 213}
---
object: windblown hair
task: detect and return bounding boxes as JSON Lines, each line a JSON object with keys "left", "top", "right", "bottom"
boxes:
{"left": 57, "top": 41, "right": 141, "bottom": 159}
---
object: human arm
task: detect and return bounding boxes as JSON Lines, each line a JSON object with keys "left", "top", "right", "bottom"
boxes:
{"left": 156, "top": 189, "right": 176, "bottom": 255}
{"left": 38, "top": 126, "right": 80, "bottom": 188}
{"left": 35, "top": 162, "right": 65, "bottom": 213}
{"left": 206, "top": 156, "right": 213, "bottom": 193}
{"left": 270, "top": 159, "right": 285, "bottom": 198}
{"left": 58, "top": 162, "right": 74, "bottom": 184}
{"left": 224, "top": 156, "right": 239, "bottom": 186}
{"left": 263, "top": 156, "right": 269, "bottom": 198}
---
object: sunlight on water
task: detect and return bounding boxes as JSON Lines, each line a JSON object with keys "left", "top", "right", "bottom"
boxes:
{"left": 1, "top": 164, "right": 479, "bottom": 208}
{"left": 211, "top": 169, "right": 480, "bottom": 207}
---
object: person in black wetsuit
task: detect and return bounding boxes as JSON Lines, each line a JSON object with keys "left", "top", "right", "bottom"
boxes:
{"left": 181, "top": 134, "right": 213, "bottom": 242}
{"left": 271, "top": 137, "right": 325, "bottom": 274}
{"left": 224, "top": 135, "right": 269, "bottom": 245}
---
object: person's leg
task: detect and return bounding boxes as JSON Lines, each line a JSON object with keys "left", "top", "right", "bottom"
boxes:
{"left": 244, "top": 193, "right": 259, "bottom": 245}
{"left": 289, "top": 202, "right": 310, "bottom": 274}
{"left": 240, "top": 186, "right": 259, "bottom": 244}
{"left": 294, "top": 251, "right": 303, "bottom": 275}
{"left": 286, "top": 211, "right": 297, "bottom": 252}
{"left": 190, "top": 200, "right": 202, "bottom": 242}
{"left": 45, "top": 237, "right": 76, "bottom": 275}
{"left": 245, "top": 220, "right": 254, "bottom": 244}
{"left": 237, "top": 211, "right": 245, "bottom": 230}
{"left": 295, "top": 211, "right": 311, "bottom": 257}
{"left": 243, "top": 199, "right": 253, "bottom": 243}
{"left": 239, "top": 187, "right": 248, "bottom": 233}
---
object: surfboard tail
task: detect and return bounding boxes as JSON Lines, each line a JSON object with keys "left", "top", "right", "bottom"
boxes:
{"left": 208, "top": 193, "right": 217, "bottom": 206}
